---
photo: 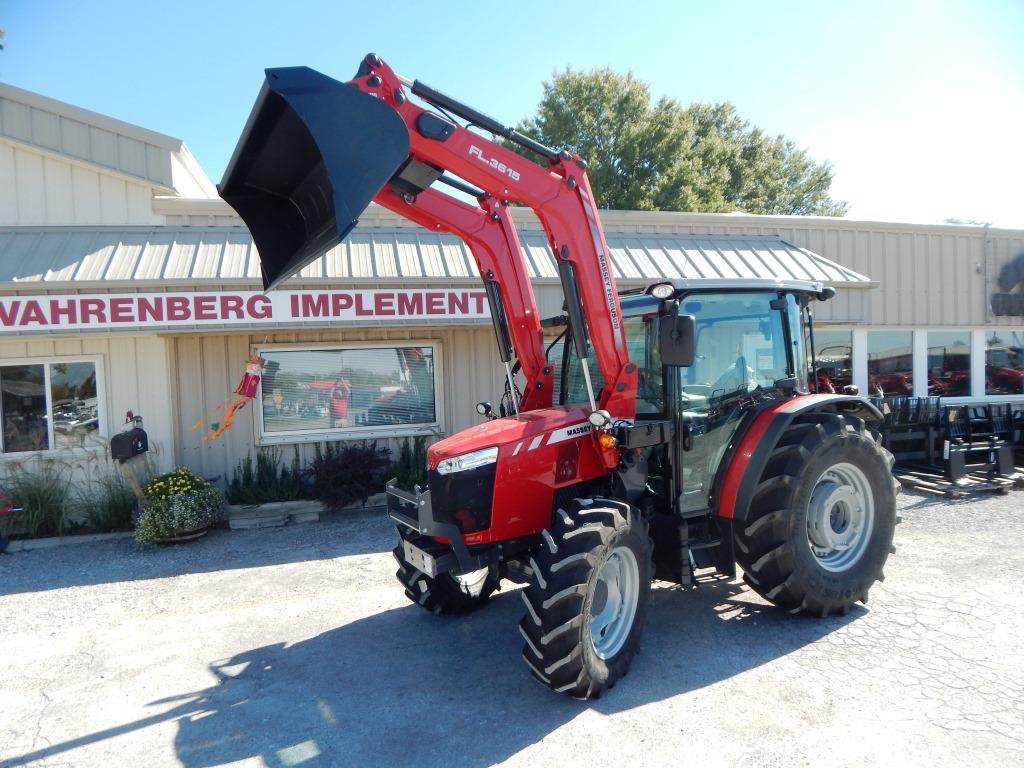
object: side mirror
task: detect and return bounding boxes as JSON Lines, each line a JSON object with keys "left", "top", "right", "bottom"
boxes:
{"left": 660, "top": 314, "right": 696, "bottom": 367}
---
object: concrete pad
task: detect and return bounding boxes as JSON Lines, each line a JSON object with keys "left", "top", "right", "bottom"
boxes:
{"left": 1, "top": 492, "right": 1022, "bottom": 767}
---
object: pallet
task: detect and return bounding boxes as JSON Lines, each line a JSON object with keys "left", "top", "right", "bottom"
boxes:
{"left": 894, "top": 468, "right": 1015, "bottom": 498}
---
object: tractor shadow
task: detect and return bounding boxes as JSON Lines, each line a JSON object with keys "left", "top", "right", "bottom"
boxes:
{"left": 8, "top": 575, "right": 863, "bottom": 768}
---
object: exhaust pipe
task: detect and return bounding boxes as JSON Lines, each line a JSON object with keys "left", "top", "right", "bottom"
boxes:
{"left": 218, "top": 67, "right": 410, "bottom": 290}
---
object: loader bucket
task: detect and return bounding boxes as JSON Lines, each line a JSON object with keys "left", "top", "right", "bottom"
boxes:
{"left": 219, "top": 67, "right": 410, "bottom": 290}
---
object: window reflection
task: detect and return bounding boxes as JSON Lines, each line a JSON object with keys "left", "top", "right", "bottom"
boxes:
{"left": 1, "top": 365, "right": 49, "bottom": 452}
{"left": 260, "top": 346, "right": 437, "bottom": 435}
{"left": 868, "top": 331, "right": 913, "bottom": 396}
{"left": 986, "top": 331, "right": 1024, "bottom": 395}
{"left": 927, "top": 332, "right": 971, "bottom": 397}
{"left": 50, "top": 362, "right": 101, "bottom": 449}
{"left": 814, "top": 329, "right": 852, "bottom": 393}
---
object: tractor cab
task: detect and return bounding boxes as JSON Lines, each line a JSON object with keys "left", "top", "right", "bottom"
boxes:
{"left": 549, "top": 278, "right": 833, "bottom": 521}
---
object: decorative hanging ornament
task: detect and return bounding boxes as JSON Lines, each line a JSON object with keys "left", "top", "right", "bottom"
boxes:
{"left": 191, "top": 356, "right": 266, "bottom": 441}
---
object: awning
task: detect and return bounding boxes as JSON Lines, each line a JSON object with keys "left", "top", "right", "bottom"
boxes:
{"left": 0, "top": 226, "right": 873, "bottom": 288}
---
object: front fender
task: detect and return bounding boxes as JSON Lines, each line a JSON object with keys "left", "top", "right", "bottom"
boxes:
{"left": 716, "top": 394, "right": 883, "bottom": 523}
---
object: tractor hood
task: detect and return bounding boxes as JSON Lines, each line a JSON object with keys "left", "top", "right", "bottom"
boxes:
{"left": 218, "top": 66, "right": 410, "bottom": 290}
{"left": 428, "top": 406, "right": 592, "bottom": 468}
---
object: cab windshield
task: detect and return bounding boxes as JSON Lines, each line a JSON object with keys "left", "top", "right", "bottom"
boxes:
{"left": 557, "top": 313, "right": 664, "bottom": 416}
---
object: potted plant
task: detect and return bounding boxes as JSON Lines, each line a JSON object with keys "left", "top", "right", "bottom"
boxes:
{"left": 135, "top": 467, "right": 225, "bottom": 545}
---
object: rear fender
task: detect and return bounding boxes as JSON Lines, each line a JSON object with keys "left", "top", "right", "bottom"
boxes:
{"left": 716, "top": 394, "right": 883, "bottom": 524}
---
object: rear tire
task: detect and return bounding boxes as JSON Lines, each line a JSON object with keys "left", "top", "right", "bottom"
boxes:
{"left": 393, "top": 535, "right": 500, "bottom": 615}
{"left": 734, "top": 412, "right": 897, "bottom": 617}
{"left": 519, "top": 498, "right": 652, "bottom": 698}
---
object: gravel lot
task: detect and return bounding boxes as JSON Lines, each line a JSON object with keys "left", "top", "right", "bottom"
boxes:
{"left": 1, "top": 489, "right": 1023, "bottom": 768}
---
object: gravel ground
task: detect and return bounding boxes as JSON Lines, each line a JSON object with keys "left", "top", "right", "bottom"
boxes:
{"left": 1, "top": 490, "right": 1023, "bottom": 768}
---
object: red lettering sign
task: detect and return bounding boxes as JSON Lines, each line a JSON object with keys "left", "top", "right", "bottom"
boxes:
{"left": 138, "top": 297, "right": 164, "bottom": 322}
{"left": 220, "top": 295, "right": 244, "bottom": 319}
{"left": 194, "top": 295, "right": 217, "bottom": 320}
{"left": 0, "top": 301, "right": 21, "bottom": 327}
{"left": 0, "top": 289, "right": 490, "bottom": 334}
{"left": 448, "top": 292, "right": 468, "bottom": 315}
{"left": 426, "top": 292, "right": 444, "bottom": 315}
{"left": 50, "top": 299, "right": 77, "bottom": 324}
{"left": 332, "top": 293, "right": 353, "bottom": 314}
{"left": 109, "top": 298, "right": 134, "bottom": 323}
{"left": 19, "top": 301, "right": 47, "bottom": 326}
{"left": 81, "top": 298, "right": 106, "bottom": 324}
{"left": 167, "top": 297, "right": 190, "bottom": 321}
{"left": 247, "top": 295, "right": 272, "bottom": 319}
{"left": 301, "top": 294, "right": 329, "bottom": 317}
{"left": 398, "top": 293, "right": 422, "bottom": 315}
{"left": 354, "top": 294, "right": 373, "bottom": 316}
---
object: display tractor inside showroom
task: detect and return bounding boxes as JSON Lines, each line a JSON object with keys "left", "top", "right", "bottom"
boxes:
{"left": 219, "top": 54, "right": 898, "bottom": 698}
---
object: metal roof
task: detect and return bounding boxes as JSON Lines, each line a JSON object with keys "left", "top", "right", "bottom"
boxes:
{"left": 0, "top": 226, "right": 873, "bottom": 288}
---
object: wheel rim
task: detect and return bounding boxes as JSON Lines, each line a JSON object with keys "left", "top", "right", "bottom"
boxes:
{"left": 588, "top": 545, "right": 640, "bottom": 660}
{"left": 806, "top": 461, "right": 875, "bottom": 573}
{"left": 453, "top": 567, "right": 490, "bottom": 597}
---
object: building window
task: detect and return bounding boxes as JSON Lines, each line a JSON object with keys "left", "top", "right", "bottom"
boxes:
{"left": 1, "top": 360, "right": 101, "bottom": 453}
{"left": 986, "top": 331, "right": 1024, "bottom": 396}
{"left": 927, "top": 331, "right": 971, "bottom": 397}
{"left": 257, "top": 344, "right": 440, "bottom": 441}
{"left": 813, "top": 329, "right": 853, "bottom": 392}
{"left": 867, "top": 331, "right": 913, "bottom": 397}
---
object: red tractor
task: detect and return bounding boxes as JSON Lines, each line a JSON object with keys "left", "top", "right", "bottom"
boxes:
{"left": 220, "top": 55, "right": 898, "bottom": 698}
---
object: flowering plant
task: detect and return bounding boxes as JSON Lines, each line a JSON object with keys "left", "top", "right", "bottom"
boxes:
{"left": 135, "top": 468, "right": 225, "bottom": 545}
{"left": 142, "top": 467, "right": 207, "bottom": 501}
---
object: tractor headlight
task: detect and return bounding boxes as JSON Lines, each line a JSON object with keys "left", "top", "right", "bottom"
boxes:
{"left": 435, "top": 446, "right": 499, "bottom": 475}
{"left": 648, "top": 282, "right": 675, "bottom": 299}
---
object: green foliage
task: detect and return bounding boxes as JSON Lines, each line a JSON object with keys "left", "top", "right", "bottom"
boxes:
{"left": 308, "top": 442, "right": 391, "bottom": 510}
{"left": 76, "top": 470, "right": 137, "bottom": 533}
{"left": 142, "top": 466, "right": 207, "bottom": 501}
{"left": 513, "top": 68, "right": 847, "bottom": 216}
{"left": 388, "top": 436, "right": 428, "bottom": 491}
{"left": 1, "top": 464, "right": 71, "bottom": 537}
{"left": 227, "top": 448, "right": 309, "bottom": 504}
{"left": 135, "top": 486, "right": 225, "bottom": 545}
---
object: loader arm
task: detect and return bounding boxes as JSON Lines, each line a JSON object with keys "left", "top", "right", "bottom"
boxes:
{"left": 372, "top": 185, "right": 553, "bottom": 410}
{"left": 351, "top": 56, "right": 636, "bottom": 417}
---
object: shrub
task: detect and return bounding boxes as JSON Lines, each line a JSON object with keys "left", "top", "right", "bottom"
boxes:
{"left": 135, "top": 486, "right": 225, "bottom": 544}
{"left": 142, "top": 467, "right": 207, "bottom": 501}
{"left": 227, "top": 448, "right": 309, "bottom": 504}
{"left": 76, "top": 471, "right": 137, "bottom": 533}
{"left": 307, "top": 442, "right": 391, "bottom": 510}
{"left": 389, "top": 436, "right": 428, "bottom": 491}
{"left": 1, "top": 464, "right": 71, "bottom": 537}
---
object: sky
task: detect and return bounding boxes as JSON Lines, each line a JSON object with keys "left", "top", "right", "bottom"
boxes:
{"left": 1, "top": 0, "right": 1022, "bottom": 227}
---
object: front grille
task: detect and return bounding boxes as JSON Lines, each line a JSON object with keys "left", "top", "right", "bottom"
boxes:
{"left": 427, "top": 464, "right": 496, "bottom": 534}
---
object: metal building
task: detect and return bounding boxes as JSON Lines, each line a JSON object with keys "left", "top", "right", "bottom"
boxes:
{"left": 2, "top": 83, "right": 1024, "bottom": 486}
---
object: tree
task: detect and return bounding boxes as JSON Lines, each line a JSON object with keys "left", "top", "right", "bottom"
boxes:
{"left": 513, "top": 68, "right": 847, "bottom": 216}
{"left": 0, "top": 28, "right": 5, "bottom": 51}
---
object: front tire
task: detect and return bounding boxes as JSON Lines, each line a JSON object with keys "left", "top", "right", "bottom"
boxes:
{"left": 519, "top": 498, "right": 652, "bottom": 698}
{"left": 734, "top": 412, "right": 898, "bottom": 616}
{"left": 393, "top": 535, "right": 500, "bottom": 615}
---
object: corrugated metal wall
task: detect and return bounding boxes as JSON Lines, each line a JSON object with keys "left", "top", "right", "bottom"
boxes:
{"left": 168, "top": 326, "right": 506, "bottom": 484}
{"left": 0, "top": 142, "right": 163, "bottom": 226}
{"left": 557, "top": 214, "right": 1024, "bottom": 329}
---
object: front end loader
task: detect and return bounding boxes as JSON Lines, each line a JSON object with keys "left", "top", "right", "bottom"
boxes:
{"left": 219, "top": 54, "right": 898, "bottom": 698}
